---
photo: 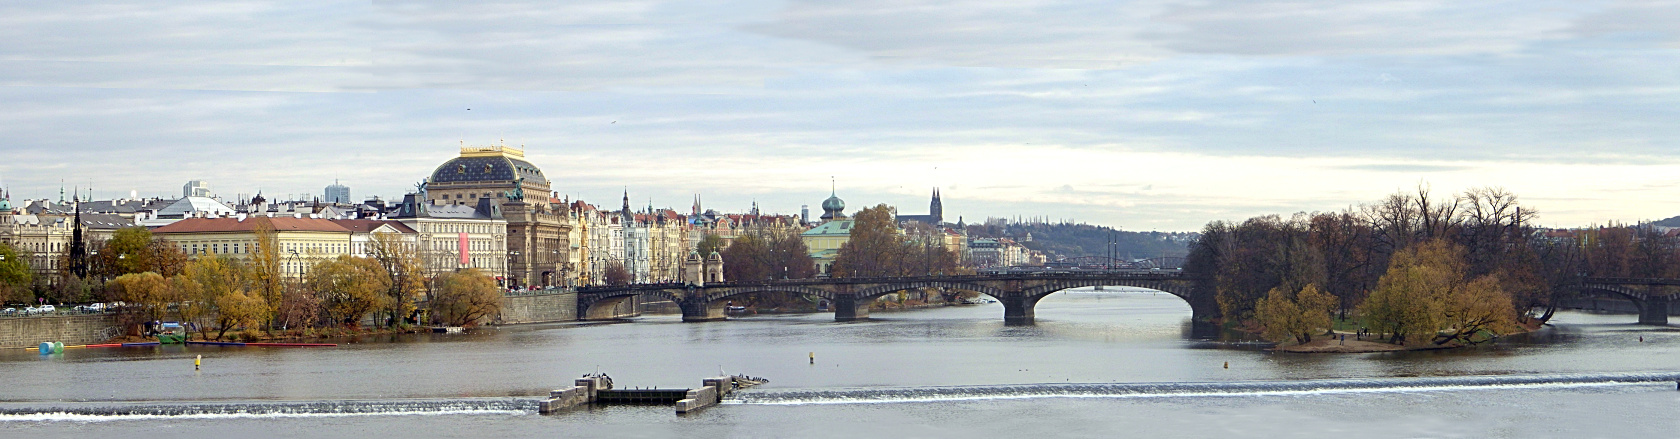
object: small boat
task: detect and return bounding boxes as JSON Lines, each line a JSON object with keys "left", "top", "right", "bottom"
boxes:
{"left": 157, "top": 322, "right": 187, "bottom": 344}
{"left": 725, "top": 306, "right": 754, "bottom": 316}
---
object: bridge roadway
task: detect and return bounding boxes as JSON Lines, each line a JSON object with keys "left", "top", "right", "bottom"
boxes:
{"left": 1578, "top": 278, "right": 1680, "bottom": 326}
{"left": 575, "top": 270, "right": 1213, "bottom": 325}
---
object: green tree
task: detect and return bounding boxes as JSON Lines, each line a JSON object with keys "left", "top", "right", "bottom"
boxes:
{"left": 696, "top": 234, "right": 727, "bottom": 258}
{"left": 0, "top": 243, "right": 33, "bottom": 304}
{"left": 307, "top": 255, "right": 391, "bottom": 328}
{"left": 430, "top": 268, "right": 502, "bottom": 326}
{"left": 94, "top": 227, "right": 154, "bottom": 278}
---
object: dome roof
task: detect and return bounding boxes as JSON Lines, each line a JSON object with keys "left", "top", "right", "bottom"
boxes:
{"left": 821, "top": 194, "right": 844, "bottom": 211}
{"left": 429, "top": 146, "right": 549, "bottom": 186}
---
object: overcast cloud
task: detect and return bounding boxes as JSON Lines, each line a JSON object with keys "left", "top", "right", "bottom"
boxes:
{"left": 0, "top": 0, "right": 1676, "bottom": 230}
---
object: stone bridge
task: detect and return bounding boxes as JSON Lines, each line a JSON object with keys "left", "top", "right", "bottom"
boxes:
{"left": 576, "top": 271, "right": 1211, "bottom": 325}
{"left": 1578, "top": 278, "right": 1680, "bottom": 325}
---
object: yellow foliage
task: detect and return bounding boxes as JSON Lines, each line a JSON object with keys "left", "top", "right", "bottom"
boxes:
{"left": 430, "top": 268, "right": 502, "bottom": 326}
{"left": 1359, "top": 240, "right": 1517, "bottom": 345}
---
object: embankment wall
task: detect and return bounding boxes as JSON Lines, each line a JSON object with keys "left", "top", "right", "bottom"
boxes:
{"left": 0, "top": 314, "right": 121, "bottom": 349}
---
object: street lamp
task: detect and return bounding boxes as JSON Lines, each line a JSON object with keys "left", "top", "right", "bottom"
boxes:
{"left": 288, "top": 249, "right": 300, "bottom": 283}
{"left": 506, "top": 250, "right": 520, "bottom": 289}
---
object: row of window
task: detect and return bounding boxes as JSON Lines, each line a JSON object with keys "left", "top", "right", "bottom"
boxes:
{"left": 422, "top": 223, "right": 501, "bottom": 235}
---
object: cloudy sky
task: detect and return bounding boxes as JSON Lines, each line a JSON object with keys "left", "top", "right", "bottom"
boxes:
{"left": 1, "top": 0, "right": 1676, "bottom": 231}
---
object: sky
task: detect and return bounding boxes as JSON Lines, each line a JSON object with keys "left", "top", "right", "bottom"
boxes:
{"left": 0, "top": 0, "right": 1676, "bottom": 231}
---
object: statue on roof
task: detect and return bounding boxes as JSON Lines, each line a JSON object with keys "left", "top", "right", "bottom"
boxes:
{"left": 503, "top": 177, "right": 525, "bottom": 201}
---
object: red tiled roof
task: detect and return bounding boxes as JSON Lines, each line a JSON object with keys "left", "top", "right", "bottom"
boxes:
{"left": 152, "top": 217, "right": 353, "bottom": 234}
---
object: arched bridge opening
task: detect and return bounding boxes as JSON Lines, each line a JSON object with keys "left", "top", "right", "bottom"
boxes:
{"left": 579, "top": 290, "right": 677, "bottom": 321}
{"left": 682, "top": 286, "right": 837, "bottom": 322}
{"left": 1577, "top": 284, "right": 1672, "bottom": 326}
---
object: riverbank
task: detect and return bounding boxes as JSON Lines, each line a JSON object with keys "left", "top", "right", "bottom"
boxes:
{"left": 105, "top": 325, "right": 434, "bottom": 345}
{"left": 1277, "top": 320, "right": 1546, "bottom": 353}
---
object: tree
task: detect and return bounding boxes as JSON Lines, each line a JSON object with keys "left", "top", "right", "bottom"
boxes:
{"left": 0, "top": 243, "right": 33, "bottom": 304}
{"left": 276, "top": 284, "right": 322, "bottom": 330}
{"left": 306, "top": 255, "right": 391, "bottom": 328}
{"left": 1254, "top": 284, "right": 1336, "bottom": 344}
{"left": 368, "top": 231, "right": 425, "bottom": 328}
{"left": 1360, "top": 240, "right": 1517, "bottom": 345}
{"left": 248, "top": 219, "right": 284, "bottom": 329}
{"left": 696, "top": 234, "right": 726, "bottom": 257}
{"left": 179, "top": 254, "right": 264, "bottom": 340}
{"left": 93, "top": 227, "right": 153, "bottom": 278}
{"left": 430, "top": 268, "right": 502, "bottom": 326}
{"left": 831, "top": 204, "right": 906, "bottom": 278}
{"left": 146, "top": 238, "right": 190, "bottom": 278}
{"left": 603, "top": 261, "right": 631, "bottom": 286}
{"left": 110, "top": 272, "right": 176, "bottom": 323}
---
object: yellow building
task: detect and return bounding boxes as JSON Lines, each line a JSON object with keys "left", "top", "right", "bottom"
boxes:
{"left": 151, "top": 217, "right": 363, "bottom": 279}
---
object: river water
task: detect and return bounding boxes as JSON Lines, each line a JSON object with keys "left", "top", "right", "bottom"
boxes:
{"left": 3, "top": 288, "right": 1678, "bottom": 438}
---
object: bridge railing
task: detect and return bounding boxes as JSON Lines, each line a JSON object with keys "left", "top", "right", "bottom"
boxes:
{"left": 1580, "top": 277, "right": 1680, "bottom": 286}
{"left": 576, "top": 270, "right": 1196, "bottom": 294}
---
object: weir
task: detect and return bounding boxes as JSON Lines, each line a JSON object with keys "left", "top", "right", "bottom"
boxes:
{"left": 538, "top": 374, "right": 767, "bottom": 415}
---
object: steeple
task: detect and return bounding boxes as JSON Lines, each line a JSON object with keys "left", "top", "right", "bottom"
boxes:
{"left": 621, "top": 189, "right": 632, "bottom": 224}
{"left": 69, "top": 193, "right": 87, "bottom": 278}
{"left": 930, "top": 187, "right": 943, "bottom": 224}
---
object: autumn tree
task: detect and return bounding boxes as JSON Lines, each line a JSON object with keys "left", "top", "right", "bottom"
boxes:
{"left": 1360, "top": 240, "right": 1516, "bottom": 345}
{"left": 721, "top": 232, "right": 818, "bottom": 281}
{"left": 111, "top": 272, "right": 176, "bottom": 323}
{"left": 0, "top": 243, "right": 33, "bottom": 304}
{"left": 1254, "top": 283, "right": 1337, "bottom": 344}
{"left": 146, "top": 239, "right": 190, "bottom": 278}
{"left": 368, "top": 231, "right": 425, "bottom": 328}
{"left": 180, "top": 254, "right": 266, "bottom": 340}
{"left": 603, "top": 261, "right": 632, "bottom": 286}
{"left": 307, "top": 255, "right": 391, "bottom": 328}
{"left": 248, "top": 219, "right": 284, "bottom": 329}
{"left": 831, "top": 204, "right": 904, "bottom": 278}
{"left": 430, "top": 268, "right": 502, "bottom": 326}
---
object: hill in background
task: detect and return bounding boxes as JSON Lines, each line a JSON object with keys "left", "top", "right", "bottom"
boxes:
{"left": 961, "top": 219, "right": 1195, "bottom": 262}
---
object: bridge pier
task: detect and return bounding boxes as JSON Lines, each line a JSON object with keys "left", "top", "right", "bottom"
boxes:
{"left": 1639, "top": 295, "right": 1670, "bottom": 326}
{"left": 1000, "top": 293, "right": 1034, "bottom": 325}
{"left": 680, "top": 300, "right": 727, "bottom": 323}
{"left": 833, "top": 295, "right": 870, "bottom": 322}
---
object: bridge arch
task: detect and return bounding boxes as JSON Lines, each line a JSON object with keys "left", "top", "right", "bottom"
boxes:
{"left": 1576, "top": 283, "right": 1672, "bottom": 325}
{"left": 991, "top": 279, "right": 1205, "bottom": 325}
{"left": 578, "top": 289, "right": 678, "bottom": 321}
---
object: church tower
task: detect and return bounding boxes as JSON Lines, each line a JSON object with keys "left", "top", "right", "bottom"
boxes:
{"left": 930, "top": 188, "right": 943, "bottom": 224}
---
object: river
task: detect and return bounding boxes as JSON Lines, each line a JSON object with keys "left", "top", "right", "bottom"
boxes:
{"left": 2, "top": 288, "right": 1677, "bottom": 438}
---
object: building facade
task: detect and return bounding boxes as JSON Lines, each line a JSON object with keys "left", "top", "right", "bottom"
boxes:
{"left": 423, "top": 143, "right": 574, "bottom": 288}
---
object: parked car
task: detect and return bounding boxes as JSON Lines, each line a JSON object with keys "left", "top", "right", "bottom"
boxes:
{"left": 36, "top": 305, "right": 56, "bottom": 314}
{"left": 22, "top": 306, "right": 40, "bottom": 315}
{"left": 2, "top": 307, "right": 15, "bottom": 316}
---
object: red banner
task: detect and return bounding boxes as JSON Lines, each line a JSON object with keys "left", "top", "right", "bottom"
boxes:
{"left": 458, "top": 232, "right": 469, "bottom": 266}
